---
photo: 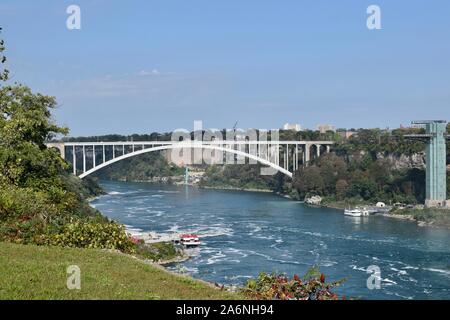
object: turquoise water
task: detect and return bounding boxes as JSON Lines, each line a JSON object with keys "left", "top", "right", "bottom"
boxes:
{"left": 91, "top": 180, "right": 450, "bottom": 299}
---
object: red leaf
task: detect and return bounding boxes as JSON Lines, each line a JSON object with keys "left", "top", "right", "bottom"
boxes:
{"left": 320, "top": 273, "right": 325, "bottom": 283}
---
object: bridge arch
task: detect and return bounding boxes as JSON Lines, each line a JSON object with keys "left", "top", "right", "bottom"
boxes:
{"left": 78, "top": 144, "right": 293, "bottom": 179}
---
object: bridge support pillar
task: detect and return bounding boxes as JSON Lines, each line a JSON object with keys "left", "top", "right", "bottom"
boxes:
{"left": 93, "top": 145, "right": 96, "bottom": 168}
{"left": 304, "top": 144, "right": 310, "bottom": 165}
{"left": 45, "top": 142, "right": 65, "bottom": 159}
{"left": 83, "top": 145, "right": 86, "bottom": 173}
{"left": 72, "top": 145, "right": 76, "bottom": 175}
{"left": 294, "top": 144, "right": 298, "bottom": 171}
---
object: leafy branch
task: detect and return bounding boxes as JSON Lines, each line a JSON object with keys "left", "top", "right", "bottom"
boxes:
{"left": 0, "top": 27, "right": 9, "bottom": 82}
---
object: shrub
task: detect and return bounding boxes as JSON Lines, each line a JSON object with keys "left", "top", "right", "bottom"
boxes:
{"left": 134, "top": 241, "right": 180, "bottom": 262}
{"left": 0, "top": 186, "right": 59, "bottom": 221}
{"left": 242, "top": 267, "right": 345, "bottom": 300}
{"left": 0, "top": 216, "right": 51, "bottom": 244}
{"left": 46, "top": 220, "right": 135, "bottom": 253}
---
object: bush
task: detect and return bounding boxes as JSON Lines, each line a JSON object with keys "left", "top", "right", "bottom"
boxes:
{"left": 0, "top": 216, "right": 50, "bottom": 245}
{"left": 46, "top": 220, "right": 135, "bottom": 253}
{"left": 0, "top": 186, "right": 59, "bottom": 220}
{"left": 134, "top": 241, "right": 180, "bottom": 262}
{"left": 242, "top": 267, "right": 345, "bottom": 300}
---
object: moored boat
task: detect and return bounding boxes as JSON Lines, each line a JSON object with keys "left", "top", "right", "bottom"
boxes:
{"left": 344, "top": 207, "right": 369, "bottom": 217}
{"left": 180, "top": 234, "right": 201, "bottom": 247}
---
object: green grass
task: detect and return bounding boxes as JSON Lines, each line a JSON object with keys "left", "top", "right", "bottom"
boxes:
{"left": 0, "top": 242, "right": 240, "bottom": 300}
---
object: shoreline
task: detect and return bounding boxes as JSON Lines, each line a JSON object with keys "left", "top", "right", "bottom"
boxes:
{"left": 109, "top": 248, "right": 237, "bottom": 293}
{"left": 89, "top": 192, "right": 194, "bottom": 269}
{"left": 314, "top": 201, "right": 449, "bottom": 229}
{"left": 99, "top": 178, "right": 274, "bottom": 193}
{"left": 95, "top": 178, "right": 449, "bottom": 238}
{"left": 200, "top": 185, "right": 273, "bottom": 193}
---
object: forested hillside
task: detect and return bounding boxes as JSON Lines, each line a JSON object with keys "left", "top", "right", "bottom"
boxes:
{"left": 93, "top": 152, "right": 184, "bottom": 181}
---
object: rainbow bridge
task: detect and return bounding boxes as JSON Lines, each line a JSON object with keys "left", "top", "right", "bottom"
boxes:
{"left": 46, "top": 140, "right": 334, "bottom": 179}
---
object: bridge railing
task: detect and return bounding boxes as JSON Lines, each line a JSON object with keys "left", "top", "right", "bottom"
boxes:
{"left": 46, "top": 140, "right": 334, "bottom": 178}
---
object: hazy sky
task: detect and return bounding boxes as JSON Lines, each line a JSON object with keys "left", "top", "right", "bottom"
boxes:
{"left": 1, "top": 0, "right": 449, "bottom": 136}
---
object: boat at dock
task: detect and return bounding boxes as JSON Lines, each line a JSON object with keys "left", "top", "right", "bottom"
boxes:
{"left": 179, "top": 234, "right": 201, "bottom": 247}
{"left": 344, "top": 207, "right": 370, "bottom": 217}
{"left": 129, "top": 230, "right": 202, "bottom": 247}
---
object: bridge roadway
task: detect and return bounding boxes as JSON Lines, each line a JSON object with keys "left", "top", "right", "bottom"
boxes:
{"left": 46, "top": 140, "right": 334, "bottom": 179}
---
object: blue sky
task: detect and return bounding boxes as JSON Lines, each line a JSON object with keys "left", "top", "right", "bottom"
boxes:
{"left": 1, "top": 0, "right": 449, "bottom": 136}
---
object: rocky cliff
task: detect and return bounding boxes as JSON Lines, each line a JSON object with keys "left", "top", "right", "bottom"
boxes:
{"left": 376, "top": 152, "right": 426, "bottom": 170}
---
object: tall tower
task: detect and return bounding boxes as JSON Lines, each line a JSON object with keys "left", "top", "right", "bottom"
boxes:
{"left": 424, "top": 121, "right": 447, "bottom": 207}
{"left": 406, "top": 120, "right": 448, "bottom": 207}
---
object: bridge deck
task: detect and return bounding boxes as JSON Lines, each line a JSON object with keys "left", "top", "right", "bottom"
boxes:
{"left": 46, "top": 140, "right": 335, "bottom": 179}
{"left": 58, "top": 140, "right": 334, "bottom": 146}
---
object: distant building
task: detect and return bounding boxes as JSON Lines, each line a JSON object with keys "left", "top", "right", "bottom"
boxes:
{"left": 336, "top": 129, "right": 357, "bottom": 140}
{"left": 316, "top": 124, "right": 336, "bottom": 133}
{"left": 282, "top": 123, "right": 302, "bottom": 131}
{"left": 344, "top": 130, "right": 356, "bottom": 139}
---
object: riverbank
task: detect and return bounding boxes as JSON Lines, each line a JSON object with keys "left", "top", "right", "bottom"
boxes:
{"left": 103, "top": 178, "right": 450, "bottom": 231}
{"left": 385, "top": 208, "right": 450, "bottom": 229}
{"left": 311, "top": 198, "right": 450, "bottom": 229}
{"left": 133, "top": 240, "right": 191, "bottom": 264}
{"left": 0, "top": 242, "right": 239, "bottom": 299}
{"left": 104, "top": 176, "right": 275, "bottom": 194}
{"left": 200, "top": 185, "right": 273, "bottom": 193}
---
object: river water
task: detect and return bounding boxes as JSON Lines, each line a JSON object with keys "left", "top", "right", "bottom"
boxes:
{"left": 91, "top": 180, "right": 450, "bottom": 299}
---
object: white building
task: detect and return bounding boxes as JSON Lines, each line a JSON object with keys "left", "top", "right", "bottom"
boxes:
{"left": 282, "top": 123, "right": 302, "bottom": 131}
{"left": 316, "top": 124, "right": 336, "bottom": 133}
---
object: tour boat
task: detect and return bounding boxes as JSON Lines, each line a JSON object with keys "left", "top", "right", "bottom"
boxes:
{"left": 180, "top": 234, "right": 201, "bottom": 247}
{"left": 344, "top": 207, "right": 369, "bottom": 217}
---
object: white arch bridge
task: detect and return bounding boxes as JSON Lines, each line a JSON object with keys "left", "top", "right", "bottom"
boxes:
{"left": 46, "top": 140, "right": 333, "bottom": 179}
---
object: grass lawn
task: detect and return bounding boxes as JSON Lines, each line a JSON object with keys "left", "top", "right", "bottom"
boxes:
{"left": 0, "top": 242, "right": 240, "bottom": 300}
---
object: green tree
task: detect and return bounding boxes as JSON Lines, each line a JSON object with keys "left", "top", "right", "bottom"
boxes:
{"left": 0, "top": 31, "right": 130, "bottom": 251}
{"left": 0, "top": 28, "right": 8, "bottom": 81}
{"left": 0, "top": 85, "right": 68, "bottom": 187}
{"left": 346, "top": 178, "right": 377, "bottom": 201}
{"left": 316, "top": 153, "right": 347, "bottom": 194}
{"left": 335, "top": 179, "right": 348, "bottom": 200}
{"left": 294, "top": 165, "right": 325, "bottom": 196}
{"left": 368, "top": 159, "right": 391, "bottom": 188}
